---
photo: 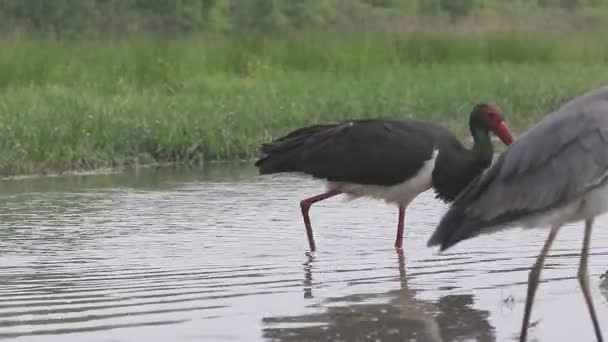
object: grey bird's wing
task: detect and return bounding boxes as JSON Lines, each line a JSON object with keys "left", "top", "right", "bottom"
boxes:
{"left": 428, "top": 86, "right": 608, "bottom": 250}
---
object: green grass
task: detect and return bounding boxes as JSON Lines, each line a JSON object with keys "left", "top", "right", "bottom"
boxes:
{"left": 0, "top": 30, "right": 607, "bottom": 176}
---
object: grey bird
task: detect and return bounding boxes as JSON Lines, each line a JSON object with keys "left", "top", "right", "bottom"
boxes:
{"left": 427, "top": 86, "right": 608, "bottom": 342}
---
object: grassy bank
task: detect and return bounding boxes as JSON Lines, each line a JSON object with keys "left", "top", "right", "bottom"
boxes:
{"left": 0, "top": 31, "right": 607, "bottom": 176}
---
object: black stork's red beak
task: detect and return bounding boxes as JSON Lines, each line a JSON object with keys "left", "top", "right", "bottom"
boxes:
{"left": 493, "top": 121, "right": 515, "bottom": 145}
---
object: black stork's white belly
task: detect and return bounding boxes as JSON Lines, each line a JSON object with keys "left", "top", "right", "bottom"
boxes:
{"left": 327, "top": 149, "right": 439, "bottom": 207}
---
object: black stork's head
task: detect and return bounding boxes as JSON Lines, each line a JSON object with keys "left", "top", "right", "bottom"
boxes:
{"left": 469, "top": 103, "right": 514, "bottom": 146}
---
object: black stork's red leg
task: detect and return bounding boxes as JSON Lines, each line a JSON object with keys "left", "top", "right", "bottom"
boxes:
{"left": 395, "top": 205, "right": 406, "bottom": 249}
{"left": 300, "top": 189, "right": 342, "bottom": 251}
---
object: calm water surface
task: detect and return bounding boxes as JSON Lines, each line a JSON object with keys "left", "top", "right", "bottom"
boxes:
{"left": 1, "top": 163, "right": 608, "bottom": 342}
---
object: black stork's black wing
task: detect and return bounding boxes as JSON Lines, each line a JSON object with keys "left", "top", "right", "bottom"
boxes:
{"left": 255, "top": 119, "right": 439, "bottom": 186}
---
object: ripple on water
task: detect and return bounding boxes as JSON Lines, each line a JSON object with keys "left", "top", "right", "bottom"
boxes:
{"left": 0, "top": 166, "right": 607, "bottom": 341}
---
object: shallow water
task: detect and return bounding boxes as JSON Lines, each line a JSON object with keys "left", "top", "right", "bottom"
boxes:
{"left": 1, "top": 163, "right": 607, "bottom": 342}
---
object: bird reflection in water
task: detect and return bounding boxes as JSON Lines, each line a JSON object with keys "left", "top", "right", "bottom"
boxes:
{"left": 600, "top": 270, "right": 608, "bottom": 301}
{"left": 262, "top": 250, "right": 496, "bottom": 342}
{"left": 302, "top": 252, "right": 314, "bottom": 299}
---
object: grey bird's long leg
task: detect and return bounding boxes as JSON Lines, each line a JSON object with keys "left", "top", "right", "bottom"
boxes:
{"left": 578, "top": 218, "right": 604, "bottom": 342}
{"left": 520, "top": 224, "right": 561, "bottom": 342}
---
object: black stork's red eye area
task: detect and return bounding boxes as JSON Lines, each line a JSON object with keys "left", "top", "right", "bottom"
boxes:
{"left": 483, "top": 105, "right": 504, "bottom": 127}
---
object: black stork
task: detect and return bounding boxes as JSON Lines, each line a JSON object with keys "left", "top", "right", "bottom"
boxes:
{"left": 428, "top": 87, "right": 608, "bottom": 341}
{"left": 255, "top": 104, "right": 514, "bottom": 252}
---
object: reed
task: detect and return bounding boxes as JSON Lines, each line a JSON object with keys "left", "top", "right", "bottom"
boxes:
{"left": 0, "top": 30, "right": 606, "bottom": 175}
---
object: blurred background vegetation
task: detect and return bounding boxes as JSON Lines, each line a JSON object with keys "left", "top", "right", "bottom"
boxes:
{"left": 0, "top": 0, "right": 606, "bottom": 34}
{"left": 0, "top": 0, "right": 607, "bottom": 175}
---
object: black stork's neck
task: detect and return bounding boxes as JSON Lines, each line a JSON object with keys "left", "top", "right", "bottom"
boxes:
{"left": 431, "top": 121, "right": 495, "bottom": 203}
{"left": 470, "top": 121, "right": 494, "bottom": 164}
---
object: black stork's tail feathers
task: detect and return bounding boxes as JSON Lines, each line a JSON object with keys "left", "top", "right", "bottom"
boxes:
{"left": 255, "top": 124, "right": 337, "bottom": 175}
